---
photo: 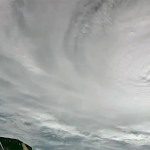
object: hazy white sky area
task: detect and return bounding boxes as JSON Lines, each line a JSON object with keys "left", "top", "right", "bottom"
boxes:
{"left": 0, "top": 0, "right": 150, "bottom": 149}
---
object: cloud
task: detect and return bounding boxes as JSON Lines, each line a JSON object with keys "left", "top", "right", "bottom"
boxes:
{"left": 1, "top": 0, "right": 150, "bottom": 149}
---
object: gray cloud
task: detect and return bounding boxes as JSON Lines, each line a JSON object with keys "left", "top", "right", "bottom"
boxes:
{"left": 0, "top": 0, "right": 150, "bottom": 149}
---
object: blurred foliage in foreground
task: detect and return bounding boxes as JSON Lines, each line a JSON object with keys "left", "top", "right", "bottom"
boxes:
{"left": 0, "top": 137, "right": 32, "bottom": 150}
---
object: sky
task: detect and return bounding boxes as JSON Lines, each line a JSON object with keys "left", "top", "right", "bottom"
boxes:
{"left": 0, "top": 0, "right": 150, "bottom": 149}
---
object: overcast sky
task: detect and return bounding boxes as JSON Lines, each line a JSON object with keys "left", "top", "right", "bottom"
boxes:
{"left": 0, "top": 0, "right": 150, "bottom": 149}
